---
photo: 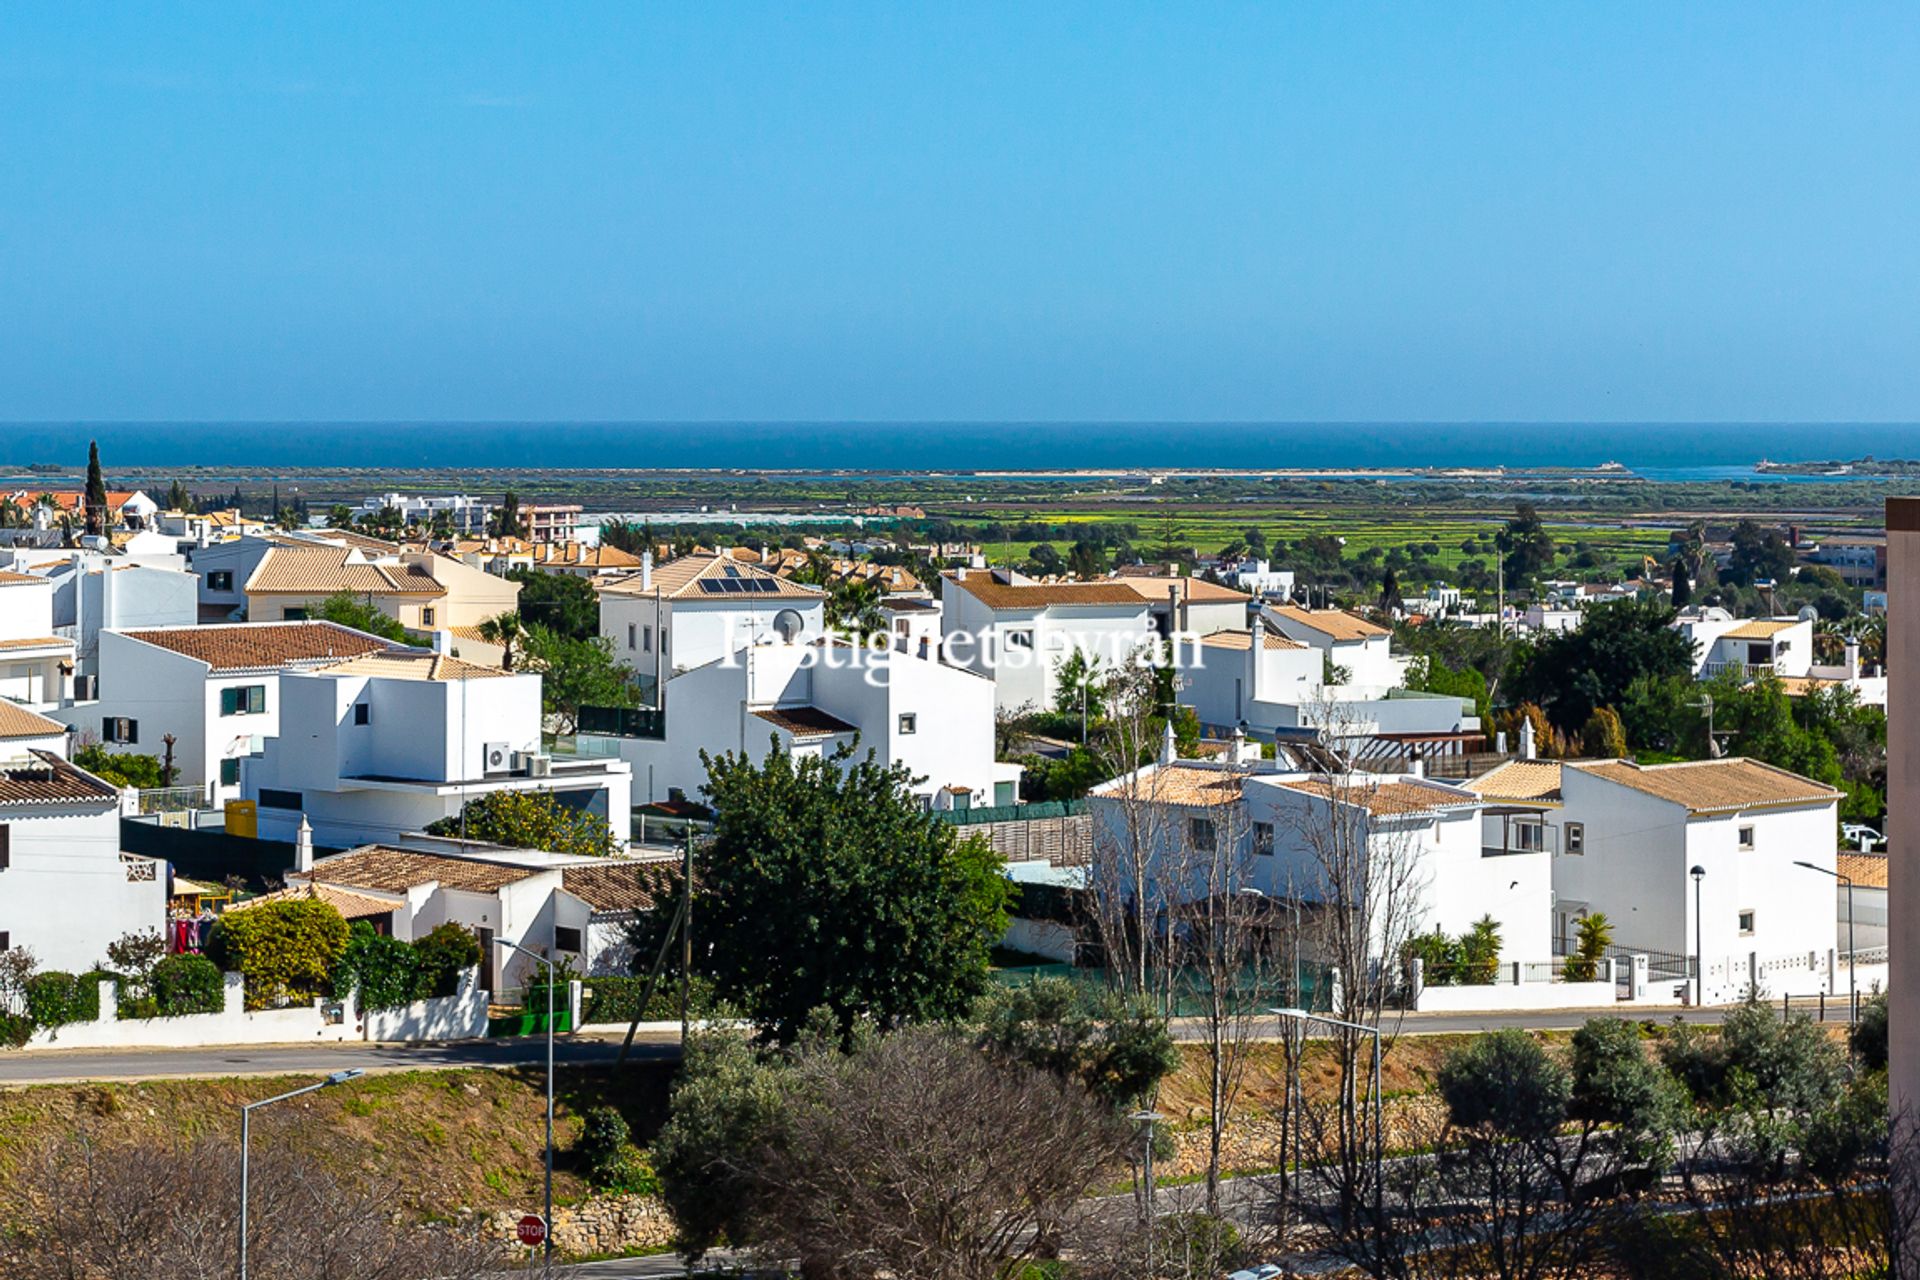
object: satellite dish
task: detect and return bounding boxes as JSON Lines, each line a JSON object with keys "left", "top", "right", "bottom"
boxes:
{"left": 773, "top": 609, "right": 804, "bottom": 641}
{"left": 1797, "top": 605, "right": 1819, "bottom": 622}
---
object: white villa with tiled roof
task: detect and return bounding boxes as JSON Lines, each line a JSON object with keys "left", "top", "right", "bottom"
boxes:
{"left": 1262, "top": 604, "right": 1407, "bottom": 688}
{"left": 55, "top": 621, "right": 402, "bottom": 807}
{"left": 240, "top": 539, "right": 521, "bottom": 648}
{"left": 0, "top": 569, "right": 76, "bottom": 713}
{"left": 244, "top": 649, "right": 630, "bottom": 850}
{"left": 1673, "top": 610, "right": 1816, "bottom": 680}
{"left": 597, "top": 552, "right": 828, "bottom": 693}
{"left": 940, "top": 569, "right": 1156, "bottom": 714}
{"left": 1465, "top": 756, "right": 1841, "bottom": 1002}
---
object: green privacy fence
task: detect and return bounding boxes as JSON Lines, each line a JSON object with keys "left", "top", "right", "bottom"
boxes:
{"left": 937, "top": 799, "right": 1086, "bottom": 825}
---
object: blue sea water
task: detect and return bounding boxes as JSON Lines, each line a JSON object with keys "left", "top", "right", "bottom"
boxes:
{"left": 5, "top": 421, "right": 1920, "bottom": 479}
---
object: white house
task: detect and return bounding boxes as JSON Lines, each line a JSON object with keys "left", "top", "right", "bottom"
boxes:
{"left": 598, "top": 553, "right": 828, "bottom": 697}
{"left": 245, "top": 650, "right": 631, "bottom": 850}
{"left": 1086, "top": 748, "right": 1545, "bottom": 965}
{"left": 1522, "top": 602, "right": 1583, "bottom": 634}
{"left": 880, "top": 597, "right": 943, "bottom": 658}
{"left": 1675, "top": 613, "right": 1816, "bottom": 680}
{"left": 1468, "top": 756, "right": 1841, "bottom": 1002}
{"left": 0, "top": 720, "right": 165, "bottom": 973}
{"left": 1110, "top": 575, "right": 1253, "bottom": 639}
{"left": 0, "top": 570, "right": 75, "bottom": 711}
{"left": 940, "top": 569, "right": 1156, "bottom": 714}
{"left": 576, "top": 637, "right": 1018, "bottom": 811}
{"left": 57, "top": 622, "right": 401, "bottom": 807}
{"left": 1229, "top": 560, "right": 1296, "bottom": 598}
{"left": 280, "top": 844, "right": 672, "bottom": 989}
{"left": 36, "top": 557, "right": 199, "bottom": 680}
{"left": 187, "top": 533, "right": 282, "bottom": 622}
{"left": 354, "top": 493, "right": 491, "bottom": 534}
{"left": 1262, "top": 606, "right": 1406, "bottom": 688}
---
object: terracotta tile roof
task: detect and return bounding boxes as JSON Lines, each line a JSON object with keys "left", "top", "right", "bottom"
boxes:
{"left": 297, "top": 528, "right": 405, "bottom": 554}
{"left": 0, "top": 636, "right": 67, "bottom": 651}
{"left": 752, "top": 705, "right": 858, "bottom": 738}
{"left": 312, "top": 650, "right": 516, "bottom": 681}
{"left": 0, "top": 570, "right": 45, "bottom": 586}
{"left": 943, "top": 573, "right": 1148, "bottom": 610}
{"left": 121, "top": 622, "right": 398, "bottom": 672}
{"left": 1574, "top": 758, "right": 1841, "bottom": 814}
{"left": 246, "top": 545, "right": 445, "bottom": 595}
{"left": 1111, "top": 575, "right": 1252, "bottom": 605}
{"left": 0, "top": 750, "right": 118, "bottom": 806}
{"left": 1096, "top": 763, "right": 1249, "bottom": 806}
{"left": 0, "top": 702, "right": 66, "bottom": 739}
{"left": 562, "top": 861, "right": 677, "bottom": 913}
{"left": 1281, "top": 776, "right": 1477, "bottom": 816}
{"left": 302, "top": 847, "right": 537, "bottom": 894}
{"left": 1837, "top": 852, "right": 1888, "bottom": 890}
{"left": 600, "top": 553, "right": 827, "bottom": 601}
{"left": 532, "top": 543, "right": 643, "bottom": 569}
{"left": 230, "top": 883, "right": 400, "bottom": 921}
{"left": 1462, "top": 760, "right": 1564, "bottom": 804}
{"left": 1198, "top": 628, "right": 1307, "bottom": 652}
{"left": 1268, "top": 605, "right": 1390, "bottom": 641}
{"left": 1777, "top": 676, "right": 1840, "bottom": 697}
{"left": 1722, "top": 619, "right": 1800, "bottom": 640}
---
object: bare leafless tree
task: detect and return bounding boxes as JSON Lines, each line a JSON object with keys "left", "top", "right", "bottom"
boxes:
{"left": 746, "top": 1027, "right": 1128, "bottom": 1280}
{"left": 3, "top": 1130, "right": 501, "bottom": 1280}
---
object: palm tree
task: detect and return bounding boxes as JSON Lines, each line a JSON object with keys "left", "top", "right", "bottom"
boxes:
{"left": 476, "top": 611, "right": 527, "bottom": 671}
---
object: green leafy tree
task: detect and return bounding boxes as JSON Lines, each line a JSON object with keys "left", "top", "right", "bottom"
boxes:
{"left": 598, "top": 518, "right": 651, "bottom": 554}
{"left": 661, "top": 744, "right": 1011, "bottom": 1044}
{"left": 1507, "top": 597, "right": 1695, "bottom": 733}
{"left": 72, "top": 744, "right": 165, "bottom": 789}
{"left": 83, "top": 440, "right": 108, "bottom": 536}
{"left": 1579, "top": 705, "right": 1629, "bottom": 758}
{"left": 505, "top": 568, "right": 599, "bottom": 641}
{"left": 1403, "top": 654, "right": 1491, "bottom": 725}
{"left": 424, "top": 788, "right": 620, "bottom": 857}
{"left": 492, "top": 490, "right": 524, "bottom": 538}
{"left": 336, "top": 923, "right": 422, "bottom": 1012}
{"left": 1052, "top": 649, "right": 1107, "bottom": 720}
{"left": 825, "top": 576, "right": 884, "bottom": 637}
{"left": 1567, "top": 1017, "right": 1684, "bottom": 1173}
{"left": 974, "top": 976, "right": 1179, "bottom": 1110}
{"left": 148, "top": 954, "right": 225, "bottom": 1016}
{"left": 474, "top": 610, "right": 525, "bottom": 670}
{"left": 1852, "top": 992, "right": 1888, "bottom": 1072}
{"left": 1669, "top": 558, "right": 1692, "bottom": 608}
{"left": 520, "top": 624, "right": 638, "bottom": 733}
{"left": 325, "top": 503, "right": 356, "bottom": 529}
{"left": 207, "top": 898, "right": 351, "bottom": 1010}
{"left": 1458, "top": 914, "right": 1502, "bottom": 985}
{"left": 651, "top": 1030, "right": 795, "bottom": 1261}
{"left": 310, "top": 592, "right": 409, "bottom": 642}
{"left": 1724, "top": 519, "right": 1797, "bottom": 587}
{"left": 1497, "top": 501, "right": 1556, "bottom": 585}
{"left": 1438, "top": 1028, "right": 1570, "bottom": 1142}
{"left": 412, "top": 922, "right": 482, "bottom": 998}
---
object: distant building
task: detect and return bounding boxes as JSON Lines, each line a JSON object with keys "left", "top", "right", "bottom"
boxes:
{"left": 354, "top": 493, "right": 490, "bottom": 535}
{"left": 522, "top": 504, "right": 585, "bottom": 544}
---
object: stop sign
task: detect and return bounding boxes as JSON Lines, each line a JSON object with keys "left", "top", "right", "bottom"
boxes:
{"left": 516, "top": 1214, "right": 547, "bottom": 1248}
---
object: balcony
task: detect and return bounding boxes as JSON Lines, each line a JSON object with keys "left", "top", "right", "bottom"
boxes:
{"left": 576, "top": 703, "right": 666, "bottom": 741}
{"left": 1703, "top": 659, "right": 1774, "bottom": 679}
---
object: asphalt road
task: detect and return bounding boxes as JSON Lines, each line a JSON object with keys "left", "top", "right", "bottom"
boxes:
{"left": 0, "top": 1031, "right": 683, "bottom": 1086}
{"left": 0, "top": 1006, "right": 1736, "bottom": 1086}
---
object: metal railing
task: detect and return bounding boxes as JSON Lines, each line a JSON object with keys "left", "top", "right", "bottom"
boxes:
{"left": 576, "top": 704, "right": 666, "bottom": 740}
{"left": 134, "top": 786, "right": 208, "bottom": 815}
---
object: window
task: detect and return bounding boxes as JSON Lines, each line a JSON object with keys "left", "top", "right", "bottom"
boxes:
{"left": 1189, "top": 816, "right": 1216, "bottom": 852}
{"left": 1738, "top": 825, "right": 1755, "bottom": 851}
{"left": 643, "top": 625, "right": 653, "bottom": 652}
{"left": 1253, "top": 821, "right": 1274, "bottom": 856}
{"left": 1738, "top": 909, "right": 1755, "bottom": 936}
{"left": 219, "top": 759, "right": 240, "bottom": 786}
{"left": 353, "top": 702, "right": 371, "bottom": 726}
{"left": 282, "top": 607, "right": 308, "bottom": 621}
{"left": 554, "top": 926, "right": 583, "bottom": 954}
{"left": 0, "top": 932, "right": 8, "bottom": 951}
{"left": 1565, "top": 822, "right": 1585, "bottom": 855}
{"left": 627, "top": 624, "right": 637, "bottom": 650}
{"left": 1513, "top": 821, "right": 1546, "bottom": 853}
{"left": 220, "top": 685, "right": 267, "bottom": 716}
{"left": 0, "top": 824, "right": 9, "bottom": 870}
{"left": 1006, "top": 630, "right": 1033, "bottom": 649}
{"left": 104, "top": 717, "right": 138, "bottom": 744}
{"left": 207, "top": 570, "right": 233, "bottom": 591}
{"left": 420, "top": 607, "right": 436, "bottom": 626}
{"left": 258, "top": 788, "right": 303, "bottom": 811}
{"left": 898, "top": 713, "right": 917, "bottom": 735}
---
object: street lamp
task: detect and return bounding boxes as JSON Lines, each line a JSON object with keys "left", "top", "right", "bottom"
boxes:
{"left": 240, "top": 1069, "right": 364, "bottom": 1280}
{"left": 1127, "top": 1109, "right": 1165, "bottom": 1229}
{"left": 1690, "top": 866, "right": 1706, "bottom": 1007}
{"left": 498, "top": 937, "right": 558, "bottom": 1277}
{"left": 1795, "top": 860, "right": 1856, "bottom": 1021}
{"left": 1272, "top": 1007, "right": 1383, "bottom": 1220}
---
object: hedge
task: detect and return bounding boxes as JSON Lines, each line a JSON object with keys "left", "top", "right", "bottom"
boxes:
{"left": 526, "top": 975, "right": 718, "bottom": 1026}
{"left": 208, "top": 898, "right": 351, "bottom": 1009}
{"left": 150, "top": 954, "right": 225, "bottom": 1016}
{"left": 23, "top": 971, "right": 100, "bottom": 1028}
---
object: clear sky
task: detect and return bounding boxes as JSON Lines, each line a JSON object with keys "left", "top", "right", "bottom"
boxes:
{"left": 4, "top": 4, "right": 1918, "bottom": 423}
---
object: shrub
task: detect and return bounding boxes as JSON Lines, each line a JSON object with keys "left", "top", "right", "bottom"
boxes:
{"left": 1853, "top": 992, "right": 1888, "bottom": 1072}
{"left": 1562, "top": 912, "right": 1614, "bottom": 983}
{"left": 0, "top": 1014, "right": 31, "bottom": 1049}
{"left": 338, "top": 924, "right": 422, "bottom": 1012}
{"left": 149, "top": 955, "right": 225, "bottom": 1017}
{"left": 208, "top": 899, "right": 351, "bottom": 1009}
{"left": 411, "top": 923, "right": 481, "bottom": 1000}
{"left": 545, "top": 974, "right": 719, "bottom": 1026}
{"left": 575, "top": 1105, "right": 659, "bottom": 1195}
{"left": 24, "top": 971, "right": 99, "bottom": 1028}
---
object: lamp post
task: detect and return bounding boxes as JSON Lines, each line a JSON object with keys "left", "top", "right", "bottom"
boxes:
{"left": 240, "top": 1069, "right": 364, "bottom": 1280}
{"left": 1795, "top": 860, "right": 1856, "bottom": 1021}
{"left": 1128, "top": 1109, "right": 1165, "bottom": 1233}
{"left": 497, "top": 938, "right": 557, "bottom": 1277}
{"left": 1690, "top": 865, "right": 1707, "bottom": 1007}
{"left": 1272, "top": 1007, "right": 1383, "bottom": 1221}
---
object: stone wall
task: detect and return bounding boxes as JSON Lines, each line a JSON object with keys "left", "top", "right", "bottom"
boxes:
{"left": 485, "top": 1194, "right": 674, "bottom": 1259}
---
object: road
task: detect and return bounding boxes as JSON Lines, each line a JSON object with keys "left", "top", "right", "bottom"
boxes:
{"left": 0, "top": 1007, "right": 1735, "bottom": 1086}
{"left": 0, "top": 1031, "right": 683, "bottom": 1086}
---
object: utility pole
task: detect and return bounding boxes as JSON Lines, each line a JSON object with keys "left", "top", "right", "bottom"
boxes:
{"left": 680, "top": 824, "right": 694, "bottom": 1048}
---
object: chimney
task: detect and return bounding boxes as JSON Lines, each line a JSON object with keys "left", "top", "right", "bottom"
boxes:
{"left": 641, "top": 550, "right": 653, "bottom": 591}
{"left": 1846, "top": 638, "right": 1861, "bottom": 679}
{"left": 294, "top": 815, "right": 314, "bottom": 874}
{"left": 1159, "top": 718, "right": 1178, "bottom": 766}
{"left": 431, "top": 628, "right": 454, "bottom": 656}
{"left": 1408, "top": 749, "right": 1425, "bottom": 780}
{"left": 1519, "top": 717, "right": 1537, "bottom": 761}
{"left": 1228, "top": 723, "right": 1255, "bottom": 767}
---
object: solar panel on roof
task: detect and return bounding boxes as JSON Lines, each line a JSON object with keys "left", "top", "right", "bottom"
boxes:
{"left": 698, "top": 580, "right": 726, "bottom": 594}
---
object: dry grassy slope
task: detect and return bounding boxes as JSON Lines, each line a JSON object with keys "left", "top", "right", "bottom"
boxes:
{"left": 0, "top": 1064, "right": 676, "bottom": 1216}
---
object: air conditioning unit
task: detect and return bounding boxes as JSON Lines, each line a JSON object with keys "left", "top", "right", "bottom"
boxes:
{"left": 483, "top": 742, "right": 512, "bottom": 774}
{"left": 511, "top": 749, "right": 538, "bottom": 772}
{"left": 528, "top": 754, "right": 553, "bottom": 778}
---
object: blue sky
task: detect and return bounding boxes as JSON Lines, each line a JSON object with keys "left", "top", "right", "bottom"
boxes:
{"left": 3, "top": 4, "right": 1918, "bottom": 423}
